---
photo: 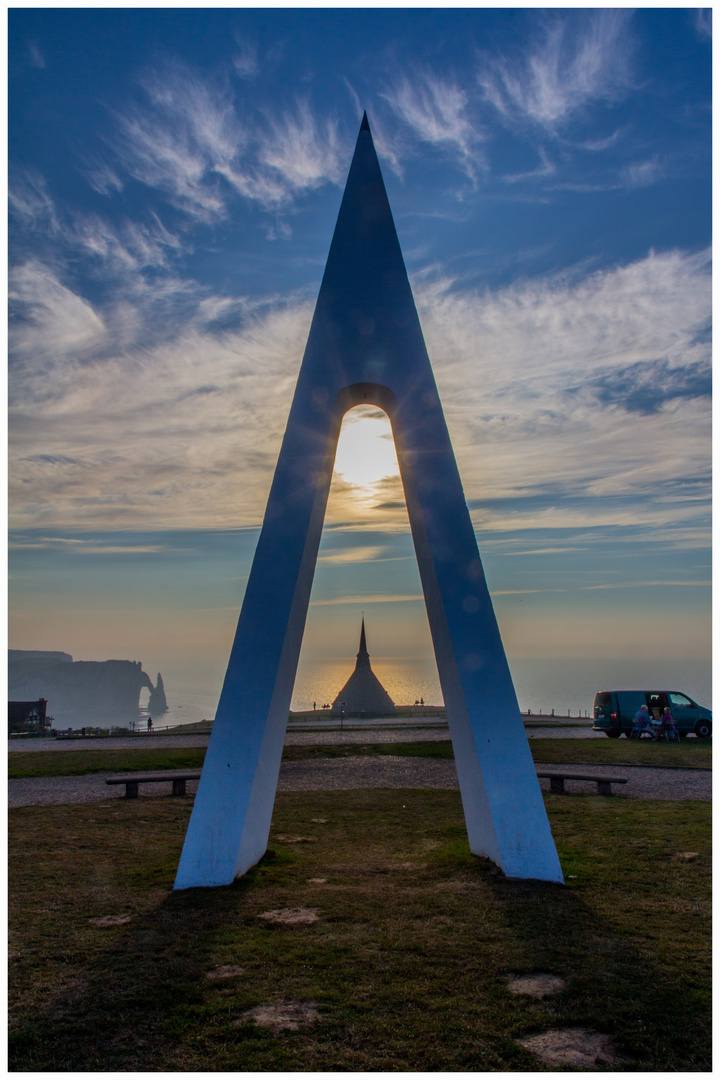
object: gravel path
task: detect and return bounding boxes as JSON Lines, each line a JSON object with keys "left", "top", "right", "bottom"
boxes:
{"left": 8, "top": 724, "right": 609, "bottom": 755}
{"left": 289, "top": 725, "right": 611, "bottom": 744}
{"left": 8, "top": 758, "right": 710, "bottom": 808}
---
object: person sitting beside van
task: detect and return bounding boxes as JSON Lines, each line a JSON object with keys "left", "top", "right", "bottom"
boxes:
{"left": 657, "top": 706, "right": 677, "bottom": 741}
{"left": 631, "top": 705, "right": 651, "bottom": 736}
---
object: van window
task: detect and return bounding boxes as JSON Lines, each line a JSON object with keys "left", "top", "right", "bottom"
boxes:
{"left": 594, "top": 692, "right": 611, "bottom": 707}
{"left": 669, "top": 693, "right": 694, "bottom": 707}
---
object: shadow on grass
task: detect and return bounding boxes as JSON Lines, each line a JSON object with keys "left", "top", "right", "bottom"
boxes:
{"left": 9, "top": 790, "right": 711, "bottom": 1071}
{"left": 483, "top": 866, "right": 710, "bottom": 1070}
{"left": 10, "top": 842, "right": 275, "bottom": 1071}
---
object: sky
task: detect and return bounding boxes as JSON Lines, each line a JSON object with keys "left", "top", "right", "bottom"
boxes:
{"left": 8, "top": 7, "right": 712, "bottom": 710}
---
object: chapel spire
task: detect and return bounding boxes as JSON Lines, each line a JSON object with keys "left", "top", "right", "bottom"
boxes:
{"left": 331, "top": 619, "right": 395, "bottom": 717}
{"left": 357, "top": 617, "right": 369, "bottom": 662}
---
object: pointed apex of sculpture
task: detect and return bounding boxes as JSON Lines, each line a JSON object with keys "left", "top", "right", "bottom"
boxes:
{"left": 311, "top": 99, "right": 413, "bottom": 391}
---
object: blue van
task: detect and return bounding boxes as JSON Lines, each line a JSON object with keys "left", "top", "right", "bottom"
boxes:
{"left": 593, "top": 690, "right": 712, "bottom": 739}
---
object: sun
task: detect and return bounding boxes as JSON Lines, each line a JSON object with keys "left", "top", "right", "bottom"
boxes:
{"left": 333, "top": 406, "right": 400, "bottom": 488}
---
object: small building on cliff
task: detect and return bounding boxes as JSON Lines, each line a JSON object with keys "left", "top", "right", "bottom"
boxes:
{"left": 330, "top": 620, "right": 396, "bottom": 718}
{"left": 9, "top": 699, "right": 50, "bottom": 734}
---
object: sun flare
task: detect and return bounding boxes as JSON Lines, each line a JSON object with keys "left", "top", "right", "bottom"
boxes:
{"left": 333, "top": 406, "right": 400, "bottom": 488}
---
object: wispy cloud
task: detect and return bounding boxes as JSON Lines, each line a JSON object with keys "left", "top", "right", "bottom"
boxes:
{"left": 317, "top": 545, "right": 387, "bottom": 565}
{"left": 500, "top": 547, "right": 583, "bottom": 557}
{"left": 113, "top": 62, "right": 241, "bottom": 221}
{"left": 8, "top": 246, "right": 710, "bottom": 545}
{"left": 502, "top": 146, "right": 556, "bottom": 184}
{"left": 577, "top": 356, "right": 709, "bottom": 414}
{"left": 8, "top": 536, "right": 170, "bottom": 555}
{"left": 382, "top": 72, "right": 485, "bottom": 177}
{"left": 10, "top": 170, "right": 182, "bottom": 278}
{"left": 232, "top": 38, "right": 259, "bottom": 80}
{"left": 582, "top": 580, "right": 710, "bottom": 591}
{"left": 9, "top": 170, "right": 62, "bottom": 234}
{"left": 310, "top": 594, "right": 423, "bottom": 606}
{"left": 9, "top": 261, "right": 107, "bottom": 372}
{"left": 579, "top": 128, "right": 625, "bottom": 152}
{"left": 111, "top": 61, "right": 347, "bottom": 219}
{"left": 416, "top": 247, "right": 711, "bottom": 535}
{"left": 694, "top": 9, "right": 712, "bottom": 40}
{"left": 622, "top": 156, "right": 665, "bottom": 188}
{"left": 82, "top": 158, "right": 124, "bottom": 196}
{"left": 8, "top": 277, "right": 313, "bottom": 529}
{"left": 478, "top": 11, "right": 635, "bottom": 132}
{"left": 256, "top": 101, "right": 345, "bottom": 193}
{"left": 491, "top": 589, "right": 559, "bottom": 596}
{"left": 28, "top": 41, "right": 45, "bottom": 68}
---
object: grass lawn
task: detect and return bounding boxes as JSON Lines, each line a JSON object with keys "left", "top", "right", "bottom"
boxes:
{"left": 9, "top": 790, "right": 710, "bottom": 1071}
{"left": 8, "top": 737, "right": 711, "bottom": 778}
{"left": 524, "top": 738, "right": 711, "bottom": 769}
{"left": 8, "top": 746, "right": 209, "bottom": 778}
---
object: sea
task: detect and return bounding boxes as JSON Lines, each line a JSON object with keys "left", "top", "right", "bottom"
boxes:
{"left": 145, "top": 656, "right": 712, "bottom": 729}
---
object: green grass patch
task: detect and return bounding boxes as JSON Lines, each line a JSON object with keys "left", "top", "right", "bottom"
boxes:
{"left": 8, "top": 747, "right": 208, "bottom": 778}
{"left": 9, "top": 790, "right": 710, "bottom": 1071}
{"left": 283, "top": 738, "right": 712, "bottom": 769}
{"left": 527, "top": 737, "right": 711, "bottom": 769}
{"left": 9, "top": 735, "right": 710, "bottom": 779}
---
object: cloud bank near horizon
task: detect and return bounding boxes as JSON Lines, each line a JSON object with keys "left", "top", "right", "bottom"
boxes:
{"left": 9, "top": 244, "right": 710, "bottom": 548}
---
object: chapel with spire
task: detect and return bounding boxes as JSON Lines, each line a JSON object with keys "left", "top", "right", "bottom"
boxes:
{"left": 330, "top": 619, "right": 396, "bottom": 718}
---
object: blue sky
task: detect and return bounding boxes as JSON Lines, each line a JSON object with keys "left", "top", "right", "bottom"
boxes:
{"left": 8, "top": 8, "right": 712, "bottom": 703}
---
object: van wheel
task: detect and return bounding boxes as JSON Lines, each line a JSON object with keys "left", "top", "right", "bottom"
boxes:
{"left": 606, "top": 730, "right": 620, "bottom": 739}
{"left": 695, "top": 719, "right": 712, "bottom": 739}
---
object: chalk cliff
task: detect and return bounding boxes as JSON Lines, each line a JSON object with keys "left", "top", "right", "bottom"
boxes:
{"left": 8, "top": 651, "right": 168, "bottom": 726}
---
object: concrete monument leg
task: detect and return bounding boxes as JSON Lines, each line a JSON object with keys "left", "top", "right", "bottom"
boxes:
{"left": 174, "top": 114, "right": 563, "bottom": 890}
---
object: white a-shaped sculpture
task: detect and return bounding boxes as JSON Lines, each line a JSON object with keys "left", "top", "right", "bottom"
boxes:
{"left": 175, "top": 114, "right": 563, "bottom": 889}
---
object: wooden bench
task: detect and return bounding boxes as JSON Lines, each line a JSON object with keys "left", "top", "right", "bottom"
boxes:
{"left": 106, "top": 774, "right": 201, "bottom": 798}
{"left": 536, "top": 772, "right": 628, "bottom": 796}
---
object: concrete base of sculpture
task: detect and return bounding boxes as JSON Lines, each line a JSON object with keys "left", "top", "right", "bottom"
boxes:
{"left": 174, "top": 115, "right": 563, "bottom": 890}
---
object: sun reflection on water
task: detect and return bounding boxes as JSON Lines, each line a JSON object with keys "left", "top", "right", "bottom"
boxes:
{"left": 291, "top": 657, "right": 443, "bottom": 711}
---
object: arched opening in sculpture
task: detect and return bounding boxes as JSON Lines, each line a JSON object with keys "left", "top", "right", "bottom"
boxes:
{"left": 294, "top": 402, "right": 440, "bottom": 712}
